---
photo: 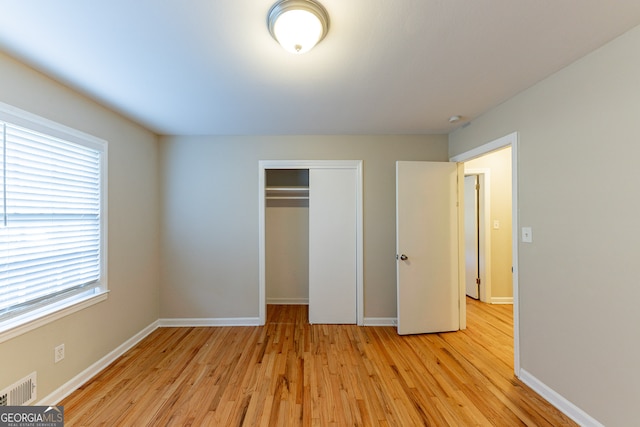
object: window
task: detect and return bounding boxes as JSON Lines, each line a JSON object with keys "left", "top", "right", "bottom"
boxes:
{"left": 0, "top": 103, "right": 107, "bottom": 340}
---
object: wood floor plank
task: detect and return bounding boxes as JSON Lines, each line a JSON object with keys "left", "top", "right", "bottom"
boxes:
{"left": 60, "top": 300, "right": 576, "bottom": 426}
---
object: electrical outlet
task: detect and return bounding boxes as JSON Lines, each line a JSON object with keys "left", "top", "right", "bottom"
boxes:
{"left": 54, "top": 344, "right": 65, "bottom": 363}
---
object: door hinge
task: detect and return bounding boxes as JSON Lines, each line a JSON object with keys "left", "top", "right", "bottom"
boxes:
{"left": 475, "top": 184, "right": 479, "bottom": 190}
{"left": 476, "top": 277, "right": 481, "bottom": 285}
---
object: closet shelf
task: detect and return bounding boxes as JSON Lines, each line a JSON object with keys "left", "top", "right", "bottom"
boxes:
{"left": 265, "top": 186, "right": 309, "bottom": 200}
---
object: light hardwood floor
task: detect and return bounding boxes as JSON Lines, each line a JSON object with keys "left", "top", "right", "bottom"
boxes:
{"left": 61, "top": 299, "right": 576, "bottom": 426}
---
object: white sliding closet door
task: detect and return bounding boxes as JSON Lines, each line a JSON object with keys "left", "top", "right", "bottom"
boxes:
{"left": 308, "top": 168, "right": 357, "bottom": 324}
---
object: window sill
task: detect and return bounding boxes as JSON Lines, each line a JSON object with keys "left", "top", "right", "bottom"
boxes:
{"left": 0, "top": 291, "right": 109, "bottom": 344}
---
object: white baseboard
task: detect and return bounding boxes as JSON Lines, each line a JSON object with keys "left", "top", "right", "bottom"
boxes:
{"left": 158, "top": 317, "right": 261, "bottom": 327}
{"left": 364, "top": 317, "right": 396, "bottom": 327}
{"left": 266, "top": 298, "right": 309, "bottom": 305}
{"left": 38, "top": 319, "right": 159, "bottom": 405}
{"left": 490, "top": 296, "right": 514, "bottom": 304}
{"left": 519, "top": 369, "right": 604, "bottom": 427}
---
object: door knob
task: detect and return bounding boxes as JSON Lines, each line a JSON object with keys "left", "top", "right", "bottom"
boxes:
{"left": 397, "top": 254, "right": 408, "bottom": 261}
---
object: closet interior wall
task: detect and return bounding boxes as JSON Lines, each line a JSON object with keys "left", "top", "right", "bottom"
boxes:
{"left": 265, "top": 169, "right": 310, "bottom": 305}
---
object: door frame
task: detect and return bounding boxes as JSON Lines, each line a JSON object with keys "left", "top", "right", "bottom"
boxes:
{"left": 450, "top": 132, "right": 520, "bottom": 376}
{"left": 258, "top": 160, "right": 364, "bottom": 326}
{"left": 464, "top": 169, "right": 492, "bottom": 303}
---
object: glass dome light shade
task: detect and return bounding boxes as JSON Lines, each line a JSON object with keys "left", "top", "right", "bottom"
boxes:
{"left": 268, "top": 0, "right": 329, "bottom": 54}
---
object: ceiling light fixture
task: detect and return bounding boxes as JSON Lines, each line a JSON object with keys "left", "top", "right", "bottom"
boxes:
{"left": 267, "top": 0, "right": 330, "bottom": 54}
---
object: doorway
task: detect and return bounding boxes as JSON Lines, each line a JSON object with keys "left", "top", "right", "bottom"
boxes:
{"left": 265, "top": 169, "right": 309, "bottom": 306}
{"left": 258, "top": 160, "right": 364, "bottom": 326}
{"left": 451, "top": 132, "right": 520, "bottom": 375}
{"left": 464, "top": 148, "right": 512, "bottom": 305}
{"left": 464, "top": 174, "right": 481, "bottom": 300}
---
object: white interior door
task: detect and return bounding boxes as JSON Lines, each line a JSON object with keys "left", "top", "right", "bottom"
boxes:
{"left": 464, "top": 175, "right": 480, "bottom": 299}
{"left": 309, "top": 168, "right": 357, "bottom": 324}
{"left": 396, "top": 161, "right": 460, "bottom": 335}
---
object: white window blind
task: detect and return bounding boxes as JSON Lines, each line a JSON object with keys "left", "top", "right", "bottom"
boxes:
{"left": 0, "top": 121, "right": 102, "bottom": 320}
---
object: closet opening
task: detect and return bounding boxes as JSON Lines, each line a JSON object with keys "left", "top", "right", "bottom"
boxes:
{"left": 265, "top": 169, "right": 310, "bottom": 307}
{"left": 258, "top": 160, "right": 364, "bottom": 326}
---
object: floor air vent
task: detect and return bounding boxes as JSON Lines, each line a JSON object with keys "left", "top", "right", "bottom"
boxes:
{"left": 0, "top": 372, "right": 37, "bottom": 406}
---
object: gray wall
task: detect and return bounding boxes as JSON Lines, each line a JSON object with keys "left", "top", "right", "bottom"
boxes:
{"left": 266, "top": 203, "right": 309, "bottom": 304}
{"left": 159, "top": 135, "right": 448, "bottom": 320}
{"left": 449, "top": 24, "right": 640, "bottom": 427}
{"left": 0, "top": 52, "right": 160, "bottom": 400}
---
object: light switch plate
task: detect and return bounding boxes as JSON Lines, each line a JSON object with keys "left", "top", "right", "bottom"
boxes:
{"left": 493, "top": 220, "right": 500, "bottom": 230}
{"left": 522, "top": 227, "right": 533, "bottom": 243}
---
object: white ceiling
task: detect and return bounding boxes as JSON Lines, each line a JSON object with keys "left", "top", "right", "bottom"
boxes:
{"left": 1, "top": 0, "right": 640, "bottom": 136}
